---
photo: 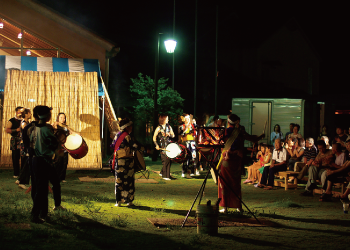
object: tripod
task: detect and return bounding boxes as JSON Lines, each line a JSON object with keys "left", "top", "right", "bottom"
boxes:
{"left": 181, "top": 146, "right": 260, "bottom": 227}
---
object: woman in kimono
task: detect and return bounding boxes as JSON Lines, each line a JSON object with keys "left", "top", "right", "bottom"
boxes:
{"left": 111, "top": 118, "right": 141, "bottom": 207}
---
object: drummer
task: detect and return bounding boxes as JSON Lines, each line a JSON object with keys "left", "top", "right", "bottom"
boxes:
{"left": 179, "top": 114, "right": 199, "bottom": 177}
{"left": 153, "top": 114, "right": 175, "bottom": 180}
{"left": 52, "top": 113, "right": 73, "bottom": 183}
{"left": 111, "top": 118, "right": 141, "bottom": 207}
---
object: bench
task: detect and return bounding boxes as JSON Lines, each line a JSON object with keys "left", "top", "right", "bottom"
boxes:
{"left": 274, "top": 171, "right": 300, "bottom": 190}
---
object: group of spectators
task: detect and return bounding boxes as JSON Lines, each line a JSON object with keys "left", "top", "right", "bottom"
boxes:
{"left": 244, "top": 123, "right": 350, "bottom": 203}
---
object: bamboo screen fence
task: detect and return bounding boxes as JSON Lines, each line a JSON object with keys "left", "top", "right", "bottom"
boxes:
{"left": 1, "top": 70, "right": 102, "bottom": 169}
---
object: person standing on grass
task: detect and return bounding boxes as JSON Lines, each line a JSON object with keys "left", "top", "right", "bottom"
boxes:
{"left": 5, "top": 106, "right": 23, "bottom": 179}
{"left": 16, "top": 108, "right": 32, "bottom": 189}
{"left": 111, "top": 118, "right": 141, "bottom": 207}
{"left": 28, "top": 106, "right": 58, "bottom": 223}
{"left": 218, "top": 114, "right": 264, "bottom": 213}
{"left": 153, "top": 114, "right": 175, "bottom": 181}
{"left": 52, "top": 113, "right": 73, "bottom": 183}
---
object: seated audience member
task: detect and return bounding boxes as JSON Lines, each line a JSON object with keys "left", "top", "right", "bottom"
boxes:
{"left": 317, "top": 125, "right": 330, "bottom": 141}
{"left": 333, "top": 126, "right": 348, "bottom": 150}
{"left": 285, "top": 123, "right": 295, "bottom": 142}
{"left": 339, "top": 182, "right": 350, "bottom": 202}
{"left": 247, "top": 142, "right": 259, "bottom": 164}
{"left": 296, "top": 138, "right": 317, "bottom": 180}
{"left": 270, "top": 124, "right": 283, "bottom": 147}
{"left": 319, "top": 141, "right": 350, "bottom": 201}
{"left": 321, "top": 136, "right": 332, "bottom": 150}
{"left": 258, "top": 139, "right": 287, "bottom": 190}
{"left": 284, "top": 138, "right": 295, "bottom": 162}
{"left": 244, "top": 143, "right": 271, "bottom": 184}
{"left": 254, "top": 145, "right": 273, "bottom": 187}
{"left": 286, "top": 124, "right": 302, "bottom": 141}
{"left": 286, "top": 138, "right": 305, "bottom": 171}
{"left": 300, "top": 140, "right": 334, "bottom": 196}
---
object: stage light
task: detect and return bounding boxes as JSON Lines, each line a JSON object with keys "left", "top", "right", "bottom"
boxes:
{"left": 18, "top": 33, "right": 22, "bottom": 39}
{"left": 0, "top": 22, "right": 3, "bottom": 29}
{"left": 28, "top": 99, "right": 36, "bottom": 102}
{"left": 26, "top": 50, "right": 31, "bottom": 56}
{"left": 164, "top": 40, "right": 177, "bottom": 53}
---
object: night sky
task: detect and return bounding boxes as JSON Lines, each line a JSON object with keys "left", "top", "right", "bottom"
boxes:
{"left": 35, "top": 0, "right": 350, "bottom": 117}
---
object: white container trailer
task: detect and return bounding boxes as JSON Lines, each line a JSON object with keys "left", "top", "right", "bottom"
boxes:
{"left": 231, "top": 98, "right": 305, "bottom": 147}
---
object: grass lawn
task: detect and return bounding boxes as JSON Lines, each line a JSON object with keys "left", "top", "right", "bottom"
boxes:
{"left": 1, "top": 157, "right": 350, "bottom": 250}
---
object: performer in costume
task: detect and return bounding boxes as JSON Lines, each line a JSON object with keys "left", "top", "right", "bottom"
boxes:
{"left": 153, "top": 114, "right": 175, "bottom": 180}
{"left": 111, "top": 118, "right": 141, "bottom": 207}
{"left": 218, "top": 114, "right": 264, "bottom": 213}
{"left": 179, "top": 114, "right": 199, "bottom": 177}
{"left": 52, "top": 113, "right": 74, "bottom": 182}
{"left": 16, "top": 108, "right": 32, "bottom": 189}
{"left": 5, "top": 106, "right": 24, "bottom": 178}
{"left": 28, "top": 106, "right": 59, "bottom": 223}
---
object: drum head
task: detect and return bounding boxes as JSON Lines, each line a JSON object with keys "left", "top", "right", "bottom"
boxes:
{"left": 165, "top": 143, "right": 181, "bottom": 159}
{"left": 65, "top": 134, "right": 83, "bottom": 150}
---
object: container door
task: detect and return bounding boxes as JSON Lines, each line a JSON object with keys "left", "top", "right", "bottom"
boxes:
{"left": 251, "top": 102, "right": 271, "bottom": 145}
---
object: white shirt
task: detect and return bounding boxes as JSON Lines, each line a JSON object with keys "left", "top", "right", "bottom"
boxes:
{"left": 335, "top": 152, "right": 346, "bottom": 166}
{"left": 272, "top": 148, "right": 287, "bottom": 163}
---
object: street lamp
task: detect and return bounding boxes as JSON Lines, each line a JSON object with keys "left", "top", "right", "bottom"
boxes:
{"left": 164, "top": 40, "right": 177, "bottom": 53}
{"left": 152, "top": 33, "right": 177, "bottom": 161}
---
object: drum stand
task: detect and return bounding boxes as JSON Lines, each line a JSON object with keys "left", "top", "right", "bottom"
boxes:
{"left": 181, "top": 147, "right": 260, "bottom": 227}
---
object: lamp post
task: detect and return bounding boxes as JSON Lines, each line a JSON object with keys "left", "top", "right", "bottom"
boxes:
{"left": 152, "top": 33, "right": 176, "bottom": 161}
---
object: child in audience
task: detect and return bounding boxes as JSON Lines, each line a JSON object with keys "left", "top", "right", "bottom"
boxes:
{"left": 254, "top": 145, "right": 273, "bottom": 187}
{"left": 244, "top": 143, "right": 271, "bottom": 184}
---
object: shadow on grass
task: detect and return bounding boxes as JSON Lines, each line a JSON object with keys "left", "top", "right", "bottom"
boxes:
{"left": 217, "top": 233, "right": 284, "bottom": 248}
{"left": 260, "top": 213, "right": 350, "bottom": 227}
{"left": 0, "top": 211, "right": 192, "bottom": 249}
{"left": 128, "top": 205, "right": 196, "bottom": 217}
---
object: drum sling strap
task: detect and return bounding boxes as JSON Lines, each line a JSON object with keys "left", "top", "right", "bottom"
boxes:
{"left": 216, "top": 127, "right": 241, "bottom": 170}
{"left": 112, "top": 132, "right": 128, "bottom": 170}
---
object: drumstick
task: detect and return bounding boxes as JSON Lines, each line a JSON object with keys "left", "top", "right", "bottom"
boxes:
{"left": 159, "top": 148, "right": 170, "bottom": 152}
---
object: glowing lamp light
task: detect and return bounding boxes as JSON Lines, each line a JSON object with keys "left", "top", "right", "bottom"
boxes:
{"left": 28, "top": 99, "right": 36, "bottom": 102}
{"left": 26, "top": 50, "right": 31, "bottom": 56}
{"left": 18, "top": 33, "right": 22, "bottom": 39}
{"left": 164, "top": 40, "right": 177, "bottom": 53}
{"left": 0, "top": 22, "right": 3, "bottom": 29}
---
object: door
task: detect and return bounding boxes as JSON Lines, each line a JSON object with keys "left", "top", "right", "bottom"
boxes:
{"left": 251, "top": 102, "right": 271, "bottom": 145}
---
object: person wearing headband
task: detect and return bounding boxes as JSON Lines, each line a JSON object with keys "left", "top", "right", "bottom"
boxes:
{"left": 179, "top": 114, "right": 199, "bottom": 177}
{"left": 153, "top": 114, "right": 175, "bottom": 180}
{"left": 218, "top": 113, "right": 264, "bottom": 213}
{"left": 5, "top": 106, "right": 24, "bottom": 178}
{"left": 28, "top": 105, "right": 59, "bottom": 223}
{"left": 111, "top": 117, "right": 141, "bottom": 207}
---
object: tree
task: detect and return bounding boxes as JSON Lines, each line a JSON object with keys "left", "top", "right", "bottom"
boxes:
{"left": 129, "top": 73, "right": 184, "bottom": 143}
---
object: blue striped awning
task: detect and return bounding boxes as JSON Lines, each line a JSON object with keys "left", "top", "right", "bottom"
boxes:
{"left": 0, "top": 56, "right": 104, "bottom": 96}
